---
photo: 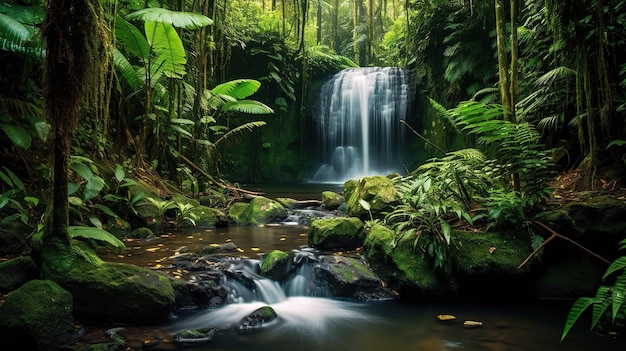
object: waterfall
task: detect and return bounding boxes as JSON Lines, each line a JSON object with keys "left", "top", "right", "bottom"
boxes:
{"left": 311, "top": 67, "right": 412, "bottom": 183}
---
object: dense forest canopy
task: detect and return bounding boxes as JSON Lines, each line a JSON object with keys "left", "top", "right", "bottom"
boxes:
{"left": 0, "top": 0, "right": 625, "bottom": 213}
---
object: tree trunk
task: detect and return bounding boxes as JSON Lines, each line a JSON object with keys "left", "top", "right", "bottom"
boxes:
{"left": 41, "top": 0, "right": 107, "bottom": 244}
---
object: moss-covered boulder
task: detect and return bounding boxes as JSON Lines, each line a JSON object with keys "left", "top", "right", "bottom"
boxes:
{"left": 232, "top": 197, "right": 288, "bottom": 226}
{"left": 0, "top": 279, "right": 77, "bottom": 350}
{"left": 321, "top": 191, "right": 344, "bottom": 210}
{"left": 40, "top": 241, "right": 175, "bottom": 324}
{"left": 260, "top": 250, "right": 290, "bottom": 281}
{"left": 184, "top": 205, "right": 220, "bottom": 228}
{"left": 453, "top": 230, "right": 537, "bottom": 300}
{"left": 344, "top": 175, "right": 400, "bottom": 219}
{"left": 362, "top": 223, "right": 450, "bottom": 298}
{"left": 227, "top": 202, "right": 249, "bottom": 224}
{"left": 317, "top": 255, "right": 396, "bottom": 300}
{"left": 0, "top": 255, "right": 39, "bottom": 293}
{"left": 128, "top": 227, "right": 155, "bottom": 239}
{"left": 308, "top": 217, "right": 365, "bottom": 251}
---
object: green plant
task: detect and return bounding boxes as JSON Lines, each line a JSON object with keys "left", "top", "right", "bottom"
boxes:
{"left": 146, "top": 197, "right": 177, "bottom": 227}
{"left": 68, "top": 225, "right": 125, "bottom": 254}
{"left": 0, "top": 167, "right": 39, "bottom": 226}
{"left": 386, "top": 174, "right": 473, "bottom": 275}
{"left": 173, "top": 201, "right": 197, "bottom": 229}
{"left": 562, "top": 238, "right": 626, "bottom": 341}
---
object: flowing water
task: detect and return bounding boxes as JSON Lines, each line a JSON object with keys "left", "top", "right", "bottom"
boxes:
{"left": 311, "top": 67, "right": 413, "bottom": 183}
{"left": 90, "top": 184, "right": 625, "bottom": 351}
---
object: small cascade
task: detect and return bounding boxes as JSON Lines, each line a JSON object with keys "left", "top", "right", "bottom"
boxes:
{"left": 312, "top": 67, "right": 413, "bottom": 183}
{"left": 170, "top": 253, "right": 370, "bottom": 336}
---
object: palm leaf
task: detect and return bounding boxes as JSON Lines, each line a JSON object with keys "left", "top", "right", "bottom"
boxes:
{"left": 210, "top": 121, "right": 267, "bottom": 155}
{"left": 0, "top": 13, "right": 31, "bottom": 44}
{"left": 211, "top": 79, "right": 262, "bottom": 99}
{"left": 221, "top": 100, "right": 274, "bottom": 114}
{"left": 115, "top": 16, "right": 151, "bottom": 62}
{"left": 145, "top": 21, "right": 186, "bottom": 79}
{"left": 112, "top": 48, "right": 141, "bottom": 91}
{"left": 126, "top": 7, "right": 213, "bottom": 29}
{"left": 68, "top": 226, "right": 125, "bottom": 253}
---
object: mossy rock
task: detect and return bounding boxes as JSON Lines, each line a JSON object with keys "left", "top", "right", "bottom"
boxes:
{"left": 452, "top": 230, "right": 537, "bottom": 300}
{"left": 184, "top": 205, "right": 220, "bottom": 228}
{"left": 362, "top": 223, "right": 448, "bottom": 298}
{"left": 228, "top": 202, "right": 250, "bottom": 224}
{"left": 237, "top": 306, "right": 278, "bottom": 331}
{"left": 236, "top": 197, "right": 288, "bottom": 225}
{"left": 0, "top": 279, "right": 77, "bottom": 350}
{"left": 0, "top": 255, "right": 39, "bottom": 293}
{"left": 317, "top": 255, "right": 395, "bottom": 300}
{"left": 40, "top": 241, "right": 175, "bottom": 324}
{"left": 276, "top": 197, "right": 299, "bottom": 209}
{"left": 129, "top": 227, "right": 155, "bottom": 239}
{"left": 321, "top": 191, "right": 344, "bottom": 210}
{"left": 260, "top": 250, "right": 290, "bottom": 281}
{"left": 343, "top": 175, "right": 401, "bottom": 219}
{"left": 308, "top": 217, "right": 365, "bottom": 251}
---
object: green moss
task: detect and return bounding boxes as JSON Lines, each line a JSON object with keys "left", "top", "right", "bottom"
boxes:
{"left": 453, "top": 230, "right": 533, "bottom": 275}
{"left": 260, "top": 250, "right": 290, "bottom": 281}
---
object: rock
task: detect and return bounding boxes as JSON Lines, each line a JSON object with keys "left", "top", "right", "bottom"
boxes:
{"left": 174, "top": 327, "right": 218, "bottom": 343}
{"left": 228, "top": 197, "right": 288, "bottom": 225}
{"left": 343, "top": 175, "right": 401, "bottom": 219}
{"left": 0, "top": 279, "right": 79, "bottom": 350}
{"left": 184, "top": 205, "right": 226, "bottom": 228}
{"left": 321, "top": 191, "right": 344, "bottom": 210}
{"left": 308, "top": 217, "right": 365, "bottom": 251}
{"left": 40, "top": 241, "right": 175, "bottom": 324}
{"left": 105, "top": 217, "right": 132, "bottom": 239}
{"left": 317, "top": 255, "right": 396, "bottom": 300}
{"left": 237, "top": 306, "right": 278, "bottom": 331}
{"left": 260, "top": 250, "right": 291, "bottom": 281}
{"left": 128, "top": 227, "right": 155, "bottom": 239}
{"left": 0, "top": 255, "right": 39, "bottom": 293}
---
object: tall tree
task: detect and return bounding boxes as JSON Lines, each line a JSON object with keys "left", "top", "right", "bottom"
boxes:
{"left": 40, "top": 0, "right": 108, "bottom": 247}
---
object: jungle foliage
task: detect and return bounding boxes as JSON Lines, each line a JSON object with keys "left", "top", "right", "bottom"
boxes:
{"left": 1, "top": 0, "right": 626, "bottom": 342}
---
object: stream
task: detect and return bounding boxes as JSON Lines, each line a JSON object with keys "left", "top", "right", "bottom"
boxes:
{"left": 88, "top": 183, "right": 624, "bottom": 351}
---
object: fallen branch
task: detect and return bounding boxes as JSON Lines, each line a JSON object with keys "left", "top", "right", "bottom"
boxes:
{"left": 517, "top": 221, "right": 610, "bottom": 270}
{"left": 178, "top": 154, "right": 262, "bottom": 196}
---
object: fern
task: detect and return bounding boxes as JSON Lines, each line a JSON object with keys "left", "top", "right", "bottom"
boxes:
{"left": 562, "top": 238, "right": 626, "bottom": 341}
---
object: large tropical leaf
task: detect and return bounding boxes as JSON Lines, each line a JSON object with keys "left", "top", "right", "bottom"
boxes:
{"left": 126, "top": 7, "right": 213, "bottom": 29}
{"left": 68, "top": 226, "right": 125, "bottom": 253}
{"left": 211, "top": 79, "right": 262, "bottom": 99}
{"left": 112, "top": 48, "right": 141, "bottom": 91}
{"left": 221, "top": 100, "right": 274, "bottom": 114}
{"left": 115, "top": 16, "right": 151, "bottom": 63}
{"left": 145, "top": 21, "right": 186, "bottom": 79}
{"left": 0, "top": 6, "right": 44, "bottom": 58}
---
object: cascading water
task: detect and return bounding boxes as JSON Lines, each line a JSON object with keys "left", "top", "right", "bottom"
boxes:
{"left": 311, "top": 67, "right": 413, "bottom": 183}
{"left": 168, "top": 253, "right": 375, "bottom": 344}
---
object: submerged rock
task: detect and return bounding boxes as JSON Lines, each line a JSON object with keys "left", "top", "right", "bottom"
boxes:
{"left": 237, "top": 306, "right": 278, "bottom": 331}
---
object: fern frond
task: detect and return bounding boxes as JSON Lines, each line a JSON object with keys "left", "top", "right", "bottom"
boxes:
{"left": 211, "top": 121, "right": 267, "bottom": 155}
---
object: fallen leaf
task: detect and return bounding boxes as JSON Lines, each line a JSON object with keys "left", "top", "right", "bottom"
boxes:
{"left": 464, "top": 320, "right": 483, "bottom": 328}
{"left": 437, "top": 314, "right": 457, "bottom": 321}
{"left": 489, "top": 247, "right": 496, "bottom": 254}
